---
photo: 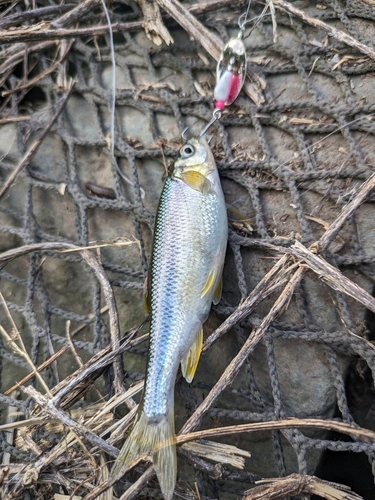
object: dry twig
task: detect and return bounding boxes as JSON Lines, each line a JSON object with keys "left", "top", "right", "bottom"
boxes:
{"left": 1, "top": 39, "right": 74, "bottom": 96}
{"left": 291, "top": 241, "right": 375, "bottom": 314}
{"left": 138, "top": 0, "right": 173, "bottom": 46}
{"left": 0, "top": 0, "right": 244, "bottom": 44}
{"left": 243, "top": 473, "right": 363, "bottom": 500}
{"left": 0, "top": 294, "right": 51, "bottom": 395}
{"left": 4, "top": 307, "right": 108, "bottom": 396}
{"left": 273, "top": 0, "right": 375, "bottom": 61}
{"left": 176, "top": 418, "right": 375, "bottom": 445}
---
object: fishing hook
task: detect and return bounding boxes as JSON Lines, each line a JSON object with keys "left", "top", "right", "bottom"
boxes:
{"left": 199, "top": 109, "right": 222, "bottom": 138}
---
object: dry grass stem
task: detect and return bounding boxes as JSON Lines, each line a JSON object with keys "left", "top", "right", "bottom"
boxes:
{"left": 54, "top": 494, "right": 83, "bottom": 500}
{"left": 0, "top": 294, "right": 51, "bottom": 395}
{"left": 21, "top": 385, "right": 119, "bottom": 457}
{"left": 2, "top": 391, "right": 19, "bottom": 466}
{"left": 98, "top": 453, "right": 118, "bottom": 500}
{"left": 59, "top": 239, "right": 140, "bottom": 253}
{"left": 1, "top": 39, "right": 74, "bottom": 96}
{"left": 4, "top": 306, "right": 109, "bottom": 396}
{"left": 0, "top": 418, "right": 55, "bottom": 433}
{"left": 317, "top": 173, "right": 375, "bottom": 251}
{"left": 243, "top": 473, "right": 364, "bottom": 499}
{"left": 0, "top": 115, "right": 30, "bottom": 123}
{"left": 176, "top": 418, "right": 375, "bottom": 445}
{"left": 0, "top": 0, "right": 243, "bottom": 44}
{"left": 291, "top": 241, "right": 375, "bottom": 314}
{"left": 49, "top": 329, "right": 146, "bottom": 409}
{"left": 273, "top": 0, "right": 375, "bottom": 61}
{"left": 54, "top": 495, "right": 83, "bottom": 500}
{"left": 118, "top": 467, "right": 155, "bottom": 500}
{"left": 66, "top": 320, "right": 84, "bottom": 368}
{"left": 138, "top": 0, "right": 173, "bottom": 45}
{"left": 181, "top": 440, "right": 250, "bottom": 469}
{"left": 0, "top": 5, "right": 73, "bottom": 30}
{"left": 78, "top": 249, "right": 125, "bottom": 395}
{"left": 0, "top": 41, "right": 57, "bottom": 82}
{"left": 50, "top": 0, "right": 101, "bottom": 28}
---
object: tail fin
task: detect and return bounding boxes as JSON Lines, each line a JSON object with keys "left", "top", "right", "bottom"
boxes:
{"left": 112, "top": 411, "right": 177, "bottom": 500}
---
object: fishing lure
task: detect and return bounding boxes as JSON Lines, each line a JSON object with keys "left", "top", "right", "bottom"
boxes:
{"left": 112, "top": 6, "right": 250, "bottom": 500}
{"left": 200, "top": 13, "right": 247, "bottom": 137}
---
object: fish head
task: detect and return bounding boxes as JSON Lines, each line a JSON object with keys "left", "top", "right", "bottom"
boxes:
{"left": 173, "top": 136, "right": 213, "bottom": 174}
{"left": 172, "top": 137, "right": 217, "bottom": 194}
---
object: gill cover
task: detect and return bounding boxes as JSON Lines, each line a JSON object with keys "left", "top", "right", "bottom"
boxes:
{"left": 173, "top": 137, "right": 214, "bottom": 193}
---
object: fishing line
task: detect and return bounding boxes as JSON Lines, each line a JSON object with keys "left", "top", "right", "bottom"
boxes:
{"left": 240, "top": 1, "right": 272, "bottom": 39}
{"left": 99, "top": 0, "right": 139, "bottom": 193}
{"left": 243, "top": 0, "right": 253, "bottom": 26}
{"left": 100, "top": 0, "right": 116, "bottom": 157}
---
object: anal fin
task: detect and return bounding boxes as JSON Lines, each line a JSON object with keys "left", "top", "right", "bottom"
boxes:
{"left": 181, "top": 326, "right": 203, "bottom": 383}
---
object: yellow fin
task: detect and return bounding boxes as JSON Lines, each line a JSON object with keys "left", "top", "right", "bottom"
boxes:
{"left": 112, "top": 411, "right": 176, "bottom": 500}
{"left": 213, "top": 276, "right": 223, "bottom": 305}
{"left": 143, "top": 274, "right": 151, "bottom": 314}
{"left": 201, "top": 269, "right": 215, "bottom": 298}
{"left": 181, "top": 170, "right": 212, "bottom": 194}
{"left": 181, "top": 326, "right": 203, "bottom": 383}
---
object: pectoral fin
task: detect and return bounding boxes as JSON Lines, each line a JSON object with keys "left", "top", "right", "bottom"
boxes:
{"left": 181, "top": 326, "right": 203, "bottom": 383}
{"left": 180, "top": 170, "right": 213, "bottom": 194}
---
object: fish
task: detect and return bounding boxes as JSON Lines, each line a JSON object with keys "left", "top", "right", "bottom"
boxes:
{"left": 112, "top": 136, "right": 228, "bottom": 499}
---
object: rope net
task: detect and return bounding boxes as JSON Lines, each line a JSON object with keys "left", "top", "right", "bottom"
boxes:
{"left": 1, "top": 0, "right": 375, "bottom": 498}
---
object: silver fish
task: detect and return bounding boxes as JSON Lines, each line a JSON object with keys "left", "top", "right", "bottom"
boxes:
{"left": 112, "top": 136, "right": 228, "bottom": 499}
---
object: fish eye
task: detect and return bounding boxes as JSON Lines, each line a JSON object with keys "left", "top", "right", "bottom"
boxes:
{"left": 179, "top": 144, "right": 195, "bottom": 158}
